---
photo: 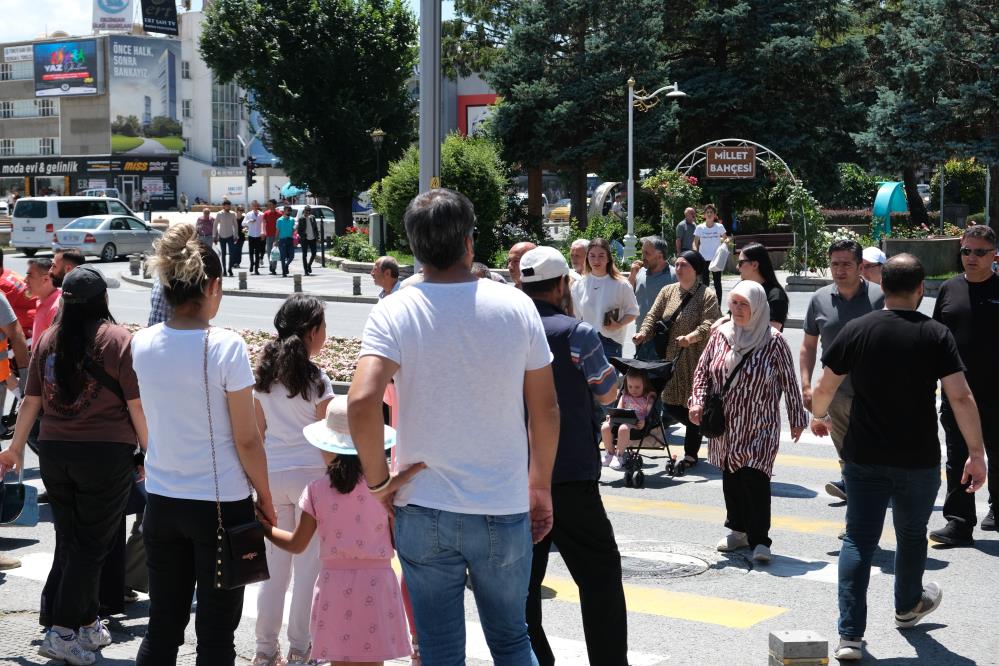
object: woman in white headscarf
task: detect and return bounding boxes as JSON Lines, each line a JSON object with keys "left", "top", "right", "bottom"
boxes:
{"left": 688, "top": 281, "right": 808, "bottom": 563}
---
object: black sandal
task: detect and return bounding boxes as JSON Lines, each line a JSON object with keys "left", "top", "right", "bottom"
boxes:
{"left": 676, "top": 456, "right": 698, "bottom": 472}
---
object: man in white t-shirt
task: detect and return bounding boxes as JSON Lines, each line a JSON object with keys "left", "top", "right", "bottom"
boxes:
{"left": 243, "top": 200, "right": 266, "bottom": 275}
{"left": 693, "top": 203, "right": 728, "bottom": 303}
{"left": 349, "top": 188, "right": 560, "bottom": 664}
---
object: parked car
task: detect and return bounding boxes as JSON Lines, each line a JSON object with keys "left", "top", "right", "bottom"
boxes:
{"left": 53, "top": 214, "right": 162, "bottom": 262}
{"left": 548, "top": 198, "right": 572, "bottom": 223}
{"left": 0, "top": 201, "right": 8, "bottom": 216}
{"left": 283, "top": 204, "right": 337, "bottom": 241}
{"left": 12, "top": 196, "right": 137, "bottom": 256}
{"left": 917, "top": 183, "right": 931, "bottom": 206}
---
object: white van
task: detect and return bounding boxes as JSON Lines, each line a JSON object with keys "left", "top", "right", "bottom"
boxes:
{"left": 12, "top": 196, "right": 136, "bottom": 256}
{"left": 78, "top": 187, "right": 122, "bottom": 199}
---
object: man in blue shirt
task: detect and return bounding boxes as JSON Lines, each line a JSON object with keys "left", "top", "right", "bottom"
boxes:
{"left": 520, "top": 246, "right": 628, "bottom": 666}
{"left": 276, "top": 205, "right": 296, "bottom": 277}
{"left": 629, "top": 236, "right": 677, "bottom": 360}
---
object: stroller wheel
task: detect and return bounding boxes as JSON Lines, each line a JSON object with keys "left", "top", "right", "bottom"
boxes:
{"left": 624, "top": 470, "right": 634, "bottom": 487}
{"left": 634, "top": 470, "right": 645, "bottom": 488}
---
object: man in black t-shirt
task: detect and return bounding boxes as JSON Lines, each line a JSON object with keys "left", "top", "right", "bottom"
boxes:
{"left": 808, "top": 254, "right": 987, "bottom": 662}
{"left": 929, "top": 225, "right": 999, "bottom": 546}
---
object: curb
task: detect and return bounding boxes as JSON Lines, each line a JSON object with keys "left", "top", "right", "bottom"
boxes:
{"left": 118, "top": 272, "right": 380, "bottom": 305}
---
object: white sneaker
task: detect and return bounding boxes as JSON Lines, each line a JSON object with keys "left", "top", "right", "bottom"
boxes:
{"left": 609, "top": 456, "right": 624, "bottom": 471}
{"left": 895, "top": 582, "right": 943, "bottom": 628}
{"left": 834, "top": 637, "right": 863, "bottom": 661}
{"left": 752, "top": 544, "right": 772, "bottom": 563}
{"left": 716, "top": 531, "right": 749, "bottom": 552}
{"left": 78, "top": 618, "right": 111, "bottom": 650}
{"left": 602, "top": 451, "right": 614, "bottom": 467}
{"left": 39, "top": 630, "right": 96, "bottom": 666}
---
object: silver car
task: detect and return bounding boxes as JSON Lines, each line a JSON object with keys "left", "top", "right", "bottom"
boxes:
{"left": 53, "top": 214, "right": 163, "bottom": 262}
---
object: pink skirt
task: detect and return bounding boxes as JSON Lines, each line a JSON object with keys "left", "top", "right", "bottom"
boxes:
{"left": 310, "top": 560, "right": 411, "bottom": 662}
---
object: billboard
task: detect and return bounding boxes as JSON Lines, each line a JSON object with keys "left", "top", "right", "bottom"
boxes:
{"left": 109, "top": 36, "right": 181, "bottom": 155}
{"left": 33, "top": 40, "right": 101, "bottom": 97}
{"left": 93, "top": 0, "right": 134, "bottom": 32}
{"left": 141, "top": 0, "right": 179, "bottom": 36}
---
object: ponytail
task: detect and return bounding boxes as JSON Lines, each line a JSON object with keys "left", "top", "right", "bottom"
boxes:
{"left": 254, "top": 294, "right": 326, "bottom": 400}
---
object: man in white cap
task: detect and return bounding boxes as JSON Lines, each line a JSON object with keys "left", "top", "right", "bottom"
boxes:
{"left": 519, "top": 246, "right": 626, "bottom": 666}
{"left": 861, "top": 247, "right": 886, "bottom": 285}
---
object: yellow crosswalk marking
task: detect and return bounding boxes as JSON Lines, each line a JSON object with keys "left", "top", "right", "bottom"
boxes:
{"left": 543, "top": 574, "right": 787, "bottom": 629}
{"left": 775, "top": 453, "right": 841, "bottom": 471}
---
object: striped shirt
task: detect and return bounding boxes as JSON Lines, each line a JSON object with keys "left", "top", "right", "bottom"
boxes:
{"left": 689, "top": 329, "right": 808, "bottom": 476}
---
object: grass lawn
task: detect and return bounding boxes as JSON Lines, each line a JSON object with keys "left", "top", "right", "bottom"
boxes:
{"left": 387, "top": 250, "right": 415, "bottom": 266}
{"left": 152, "top": 136, "right": 184, "bottom": 152}
{"left": 111, "top": 135, "right": 144, "bottom": 152}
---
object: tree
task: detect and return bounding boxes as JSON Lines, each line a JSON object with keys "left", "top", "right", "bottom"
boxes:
{"left": 489, "top": 0, "right": 675, "bottom": 227}
{"left": 200, "top": 0, "right": 417, "bottom": 233}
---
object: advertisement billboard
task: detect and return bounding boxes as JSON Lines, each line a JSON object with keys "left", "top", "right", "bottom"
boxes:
{"left": 140, "top": 0, "right": 179, "bottom": 36}
{"left": 109, "top": 36, "right": 181, "bottom": 155}
{"left": 93, "top": 0, "right": 134, "bottom": 32}
{"left": 33, "top": 40, "right": 102, "bottom": 97}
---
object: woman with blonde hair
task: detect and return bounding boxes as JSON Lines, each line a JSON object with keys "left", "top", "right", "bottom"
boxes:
{"left": 132, "top": 223, "right": 276, "bottom": 666}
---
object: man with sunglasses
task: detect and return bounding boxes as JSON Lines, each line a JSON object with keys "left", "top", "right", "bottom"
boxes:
{"left": 929, "top": 225, "right": 999, "bottom": 546}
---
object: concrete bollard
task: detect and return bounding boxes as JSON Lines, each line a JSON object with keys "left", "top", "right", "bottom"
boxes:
{"left": 768, "top": 630, "right": 828, "bottom": 665}
{"left": 293, "top": 273, "right": 303, "bottom": 293}
{"left": 128, "top": 255, "right": 141, "bottom": 276}
{"left": 238, "top": 271, "right": 247, "bottom": 290}
{"left": 352, "top": 275, "right": 361, "bottom": 295}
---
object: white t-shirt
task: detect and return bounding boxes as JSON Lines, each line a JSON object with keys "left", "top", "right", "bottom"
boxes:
{"left": 254, "top": 373, "right": 335, "bottom": 472}
{"left": 570, "top": 273, "right": 640, "bottom": 346}
{"left": 359, "top": 279, "right": 552, "bottom": 515}
{"left": 244, "top": 210, "right": 264, "bottom": 238}
{"left": 694, "top": 223, "right": 727, "bottom": 265}
{"left": 132, "top": 325, "right": 256, "bottom": 502}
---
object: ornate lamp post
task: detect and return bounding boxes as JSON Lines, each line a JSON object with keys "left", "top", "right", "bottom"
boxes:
{"left": 626, "top": 78, "right": 686, "bottom": 259}
{"left": 370, "top": 128, "right": 387, "bottom": 255}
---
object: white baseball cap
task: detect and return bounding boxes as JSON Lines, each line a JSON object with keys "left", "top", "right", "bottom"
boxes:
{"left": 519, "top": 246, "right": 570, "bottom": 283}
{"left": 862, "top": 247, "right": 886, "bottom": 265}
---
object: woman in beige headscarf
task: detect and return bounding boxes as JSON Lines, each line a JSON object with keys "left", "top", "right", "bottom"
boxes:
{"left": 689, "top": 281, "right": 808, "bottom": 563}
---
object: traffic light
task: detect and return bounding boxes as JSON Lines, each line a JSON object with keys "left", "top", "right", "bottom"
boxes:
{"left": 245, "top": 157, "right": 257, "bottom": 187}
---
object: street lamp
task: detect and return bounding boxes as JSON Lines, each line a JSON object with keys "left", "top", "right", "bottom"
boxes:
{"left": 370, "top": 128, "right": 387, "bottom": 255}
{"left": 626, "top": 78, "right": 686, "bottom": 260}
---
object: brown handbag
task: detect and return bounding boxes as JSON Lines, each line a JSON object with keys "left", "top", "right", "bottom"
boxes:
{"left": 203, "top": 329, "right": 269, "bottom": 590}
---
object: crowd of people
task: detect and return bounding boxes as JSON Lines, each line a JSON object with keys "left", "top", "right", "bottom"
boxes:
{"left": 0, "top": 187, "right": 995, "bottom": 665}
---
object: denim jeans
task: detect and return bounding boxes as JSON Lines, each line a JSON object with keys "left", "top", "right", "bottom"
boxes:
{"left": 838, "top": 462, "right": 940, "bottom": 638}
{"left": 394, "top": 505, "right": 538, "bottom": 666}
{"left": 265, "top": 236, "right": 276, "bottom": 273}
{"left": 278, "top": 237, "right": 295, "bottom": 276}
{"left": 598, "top": 334, "right": 622, "bottom": 361}
{"left": 218, "top": 236, "right": 236, "bottom": 273}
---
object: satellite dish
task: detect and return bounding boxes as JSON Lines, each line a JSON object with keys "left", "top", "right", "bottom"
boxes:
{"left": 49, "top": 30, "right": 70, "bottom": 38}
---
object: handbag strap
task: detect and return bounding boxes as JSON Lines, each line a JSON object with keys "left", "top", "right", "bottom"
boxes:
{"left": 721, "top": 350, "right": 754, "bottom": 394}
{"left": 203, "top": 329, "right": 224, "bottom": 538}
{"left": 662, "top": 291, "right": 695, "bottom": 331}
{"left": 83, "top": 354, "right": 125, "bottom": 404}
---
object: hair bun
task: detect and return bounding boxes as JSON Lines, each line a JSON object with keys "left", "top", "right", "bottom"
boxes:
{"left": 150, "top": 223, "right": 207, "bottom": 286}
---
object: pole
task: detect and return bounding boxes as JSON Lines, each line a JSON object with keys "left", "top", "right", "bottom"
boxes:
{"left": 625, "top": 78, "right": 636, "bottom": 261}
{"left": 939, "top": 165, "right": 945, "bottom": 234}
{"left": 376, "top": 146, "right": 385, "bottom": 256}
{"left": 985, "top": 165, "right": 991, "bottom": 228}
{"left": 418, "top": 0, "right": 442, "bottom": 195}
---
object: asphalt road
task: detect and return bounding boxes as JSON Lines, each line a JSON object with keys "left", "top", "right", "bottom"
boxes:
{"left": 0, "top": 253, "right": 995, "bottom": 665}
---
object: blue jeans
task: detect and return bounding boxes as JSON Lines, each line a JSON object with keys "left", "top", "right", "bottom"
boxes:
{"left": 838, "top": 462, "right": 940, "bottom": 638}
{"left": 218, "top": 236, "right": 236, "bottom": 273}
{"left": 278, "top": 237, "right": 294, "bottom": 275}
{"left": 394, "top": 505, "right": 538, "bottom": 666}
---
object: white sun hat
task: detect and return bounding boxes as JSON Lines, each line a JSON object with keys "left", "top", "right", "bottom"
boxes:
{"left": 302, "top": 394, "right": 396, "bottom": 455}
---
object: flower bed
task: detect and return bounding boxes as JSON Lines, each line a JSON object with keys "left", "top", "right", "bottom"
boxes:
{"left": 125, "top": 324, "right": 361, "bottom": 382}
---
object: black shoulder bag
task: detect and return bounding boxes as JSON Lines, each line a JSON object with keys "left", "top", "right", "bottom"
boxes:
{"left": 652, "top": 291, "right": 694, "bottom": 358}
{"left": 699, "top": 351, "right": 754, "bottom": 439}
{"left": 83, "top": 355, "right": 126, "bottom": 403}
{"left": 203, "top": 329, "right": 269, "bottom": 590}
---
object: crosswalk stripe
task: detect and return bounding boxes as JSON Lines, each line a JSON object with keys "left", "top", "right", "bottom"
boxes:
{"left": 775, "top": 453, "right": 841, "bottom": 471}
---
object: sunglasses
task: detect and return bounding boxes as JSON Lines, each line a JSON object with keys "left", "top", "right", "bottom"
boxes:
{"left": 960, "top": 247, "right": 993, "bottom": 257}
{"left": 736, "top": 259, "right": 753, "bottom": 267}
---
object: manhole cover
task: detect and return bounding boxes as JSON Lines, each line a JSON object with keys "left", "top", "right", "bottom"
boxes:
{"left": 619, "top": 551, "right": 709, "bottom": 579}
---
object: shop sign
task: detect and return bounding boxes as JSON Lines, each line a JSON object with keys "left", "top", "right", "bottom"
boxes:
{"left": 3, "top": 46, "right": 33, "bottom": 62}
{"left": 705, "top": 146, "right": 756, "bottom": 179}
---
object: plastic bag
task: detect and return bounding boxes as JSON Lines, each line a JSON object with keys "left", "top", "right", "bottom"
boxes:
{"left": 270, "top": 246, "right": 281, "bottom": 263}
{"left": 709, "top": 243, "right": 729, "bottom": 273}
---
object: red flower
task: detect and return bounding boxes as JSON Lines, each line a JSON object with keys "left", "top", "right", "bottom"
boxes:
{"left": 687, "top": 176, "right": 698, "bottom": 185}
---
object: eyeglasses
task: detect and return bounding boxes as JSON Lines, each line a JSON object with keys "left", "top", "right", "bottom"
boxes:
{"left": 960, "top": 247, "right": 993, "bottom": 257}
{"left": 736, "top": 259, "right": 752, "bottom": 267}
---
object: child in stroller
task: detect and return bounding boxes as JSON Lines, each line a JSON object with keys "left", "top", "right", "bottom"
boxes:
{"left": 601, "top": 369, "right": 656, "bottom": 470}
{"left": 602, "top": 356, "right": 681, "bottom": 487}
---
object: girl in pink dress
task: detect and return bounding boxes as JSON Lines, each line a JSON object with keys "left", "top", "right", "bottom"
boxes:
{"left": 601, "top": 369, "right": 657, "bottom": 470}
{"left": 262, "top": 395, "right": 417, "bottom": 665}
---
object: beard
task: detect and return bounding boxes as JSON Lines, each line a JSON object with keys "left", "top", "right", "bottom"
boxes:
{"left": 51, "top": 271, "right": 64, "bottom": 288}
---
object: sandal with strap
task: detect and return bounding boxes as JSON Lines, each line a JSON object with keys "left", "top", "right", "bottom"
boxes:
{"left": 675, "top": 456, "right": 698, "bottom": 473}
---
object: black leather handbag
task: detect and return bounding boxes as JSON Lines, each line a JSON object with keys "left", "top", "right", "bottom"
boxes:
{"left": 202, "top": 329, "right": 269, "bottom": 590}
{"left": 653, "top": 292, "right": 694, "bottom": 358}
{"left": 700, "top": 351, "right": 753, "bottom": 439}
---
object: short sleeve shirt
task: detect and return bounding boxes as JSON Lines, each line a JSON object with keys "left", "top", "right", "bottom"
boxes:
{"left": 675, "top": 221, "right": 696, "bottom": 252}
{"left": 804, "top": 280, "right": 885, "bottom": 391}
{"left": 254, "top": 373, "right": 335, "bottom": 472}
{"left": 26, "top": 322, "right": 140, "bottom": 444}
{"left": 359, "top": 278, "right": 552, "bottom": 515}
{"left": 933, "top": 274, "right": 999, "bottom": 402}
{"left": 821, "top": 309, "right": 964, "bottom": 468}
{"left": 693, "top": 223, "right": 727, "bottom": 262}
{"left": 300, "top": 477, "right": 394, "bottom": 562}
{"left": 634, "top": 266, "right": 677, "bottom": 328}
{"left": 569, "top": 321, "right": 617, "bottom": 396}
{"left": 262, "top": 209, "right": 281, "bottom": 237}
{"left": 277, "top": 215, "right": 296, "bottom": 239}
{"left": 0, "top": 291, "right": 16, "bottom": 344}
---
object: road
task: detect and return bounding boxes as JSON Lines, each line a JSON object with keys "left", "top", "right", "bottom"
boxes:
{"left": 0, "top": 253, "right": 995, "bottom": 665}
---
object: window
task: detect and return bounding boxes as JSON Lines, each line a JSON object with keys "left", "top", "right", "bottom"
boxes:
{"left": 212, "top": 80, "right": 241, "bottom": 166}
{"left": 0, "top": 139, "right": 12, "bottom": 157}
{"left": 37, "top": 99, "right": 55, "bottom": 117}
{"left": 0, "top": 61, "right": 31, "bottom": 81}
{"left": 126, "top": 218, "right": 147, "bottom": 231}
{"left": 111, "top": 218, "right": 130, "bottom": 231}
{"left": 0, "top": 63, "right": 10, "bottom": 81}
{"left": 39, "top": 138, "right": 55, "bottom": 156}
{"left": 13, "top": 200, "right": 46, "bottom": 218}
{"left": 182, "top": 137, "right": 191, "bottom": 153}
{"left": 107, "top": 201, "right": 130, "bottom": 215}
{"left": 182, "top": 99, "right": 192, "bottom": 118}
{"left": 57, "top": 201, "right": 108, "bottom": 219}
{"left": 0, "top": 102, "right": 11, "bottom": 119}
{"left": 181, "top": 61, "right": 191, "bottom": 79}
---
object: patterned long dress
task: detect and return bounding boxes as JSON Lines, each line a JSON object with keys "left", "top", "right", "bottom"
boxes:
{"left": 688, "top": 329, "right": 808, "bottom": 476}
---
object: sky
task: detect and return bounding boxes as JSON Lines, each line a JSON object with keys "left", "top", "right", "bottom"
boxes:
{"left": 1, "top": 0, "right": 452, "bottom": 44}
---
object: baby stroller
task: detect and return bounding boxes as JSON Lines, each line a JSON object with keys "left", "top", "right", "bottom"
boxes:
{"left": 606, "top": 356, "right": 681, "bottom": 488}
